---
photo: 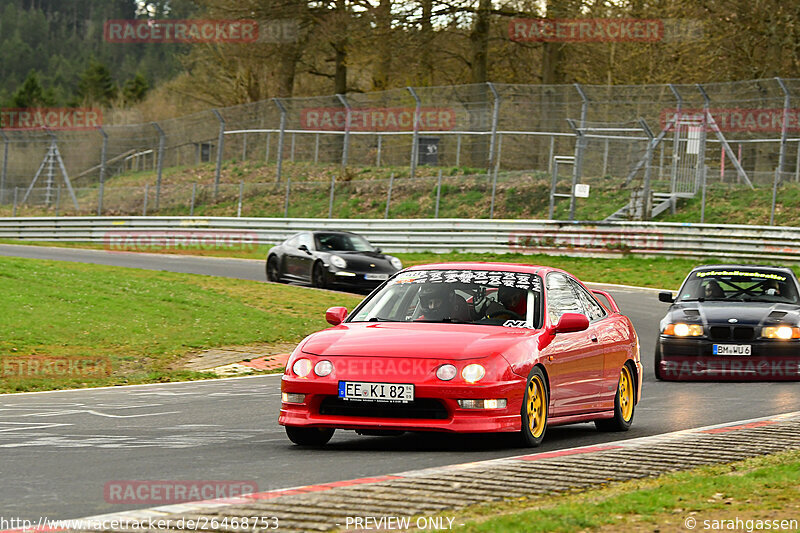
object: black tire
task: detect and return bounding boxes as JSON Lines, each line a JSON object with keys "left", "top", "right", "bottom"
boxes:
{"left": 520, "top": 366, "right": 548, "bottom": 447}
{"left": 266, "top": 256, "right": 282, "bottom": 283}
{"left": 312, "top": 262, "right": 327, "bottom": 289}
{"left": 654, "top": 342, "right": 664, "bottom": 381}
{"left": 285, "top": 426, "right": 335, "bottom": 446}
{"left": 595, "top": 363, "right": 635, "bottom": 432}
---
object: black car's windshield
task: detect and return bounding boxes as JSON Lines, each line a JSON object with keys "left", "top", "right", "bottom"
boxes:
{"left": 315, "top": 233, "right": 375, "bottom": 252}
{"left": 677, "top": 269, "right": 800, "bottom": 304}
{"left": 348, "top": 269, "right": 543, "bottom": 328}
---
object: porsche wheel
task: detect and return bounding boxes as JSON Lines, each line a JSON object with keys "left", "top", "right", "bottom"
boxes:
{"left": 520, "top": 367, "right": 548, "bottom": 447}
{"left": 267, "top": 256, "right": 282, "bottom": 283}
{"left": 312, "top": 262, "right": 327, "bottom": 289}
{"left": 596, "top": 364, "right": 635, "bottom": 432}
{"left": 285, "top": 426, "right": 335, "bottom": 446}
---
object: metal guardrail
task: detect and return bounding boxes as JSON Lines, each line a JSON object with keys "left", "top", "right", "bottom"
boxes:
{"left": 1, "top": 216, "right": 800, "bottom": 262}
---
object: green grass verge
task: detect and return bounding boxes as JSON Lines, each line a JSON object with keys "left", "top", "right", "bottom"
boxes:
{"left": 5, "top": 240, "right": 797, "bottom": 291}
{"left": 0, "top": 255, "right": 362, "bottom": 393}
{"left": 439, "top": 450, "right": 800, "bottom": 532}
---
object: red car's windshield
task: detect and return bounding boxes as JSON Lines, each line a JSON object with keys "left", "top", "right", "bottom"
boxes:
{"left": 348, "top": 269, "right": 543, "bottom": 328}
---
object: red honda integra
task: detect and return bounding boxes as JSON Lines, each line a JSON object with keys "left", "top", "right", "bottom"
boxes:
{"left": 280, "top": 263, "right": 642, "bottom": 447}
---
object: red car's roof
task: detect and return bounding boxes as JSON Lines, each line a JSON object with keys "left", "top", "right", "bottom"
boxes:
{"left": 404, "top": 262, "right": 566, "bottom": 277}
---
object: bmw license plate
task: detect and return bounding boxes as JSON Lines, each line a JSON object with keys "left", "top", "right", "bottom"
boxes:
{"left": 713, "top": 344, "right": 751, "bottom": 355}
{"left": 338, "top": 381, "right": 414, "bottom": 403}
{"left": 364, "top": 273, "right": 389, "bottom": 281}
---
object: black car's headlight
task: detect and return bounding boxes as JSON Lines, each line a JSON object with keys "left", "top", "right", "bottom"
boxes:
{"left": 762, "top": 326, "right": 800, "bottom": 339}
{"left": 329, "top": 255, "right": 347, "bottom": 269}
{"left": 662, "top": 323, "right": 703, "bottom": 336}
{"left": 389, "top": 256, "right": 403, "bottom": 270}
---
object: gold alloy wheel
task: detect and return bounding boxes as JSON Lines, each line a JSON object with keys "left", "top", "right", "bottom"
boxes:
{"left": 526, "top": 375, "right": 546, "bottom": 438}
{"left": 618, "top": 366, "right": 634, "bottom": 422}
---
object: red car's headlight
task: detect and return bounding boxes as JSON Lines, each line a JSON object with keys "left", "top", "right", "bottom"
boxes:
{"left": 436, "top": 364, "right": 457, "bottom": 381}
{"left": 292, "top": 358, "right": 312, "bottom": 377}
{"left": 461, "top": 364, "right": 485, "bottom": 383}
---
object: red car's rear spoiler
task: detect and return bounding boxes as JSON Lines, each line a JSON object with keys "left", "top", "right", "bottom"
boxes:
{"left": 591, "top": 289, "right": 621, "bottom": 313}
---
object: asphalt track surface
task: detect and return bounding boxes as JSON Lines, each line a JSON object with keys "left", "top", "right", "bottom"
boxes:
{"left": 1, "top": 243, "right": 799, "bottom": 520}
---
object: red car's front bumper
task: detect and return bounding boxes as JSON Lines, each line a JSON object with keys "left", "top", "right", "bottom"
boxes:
{"left": 279, "top": 363, "right": 527, "bottom": 433}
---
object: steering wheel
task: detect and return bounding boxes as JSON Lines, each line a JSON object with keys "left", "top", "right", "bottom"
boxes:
{"left": 487, "top": 309, "right": 523, "bottom": 321}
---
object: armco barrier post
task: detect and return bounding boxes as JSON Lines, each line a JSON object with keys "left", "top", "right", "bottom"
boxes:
{"left": 408, "top": 87, "right": 421, "bottom": 178}
{"left": 97, "top": 127, "right": 108, "bottom": 215}
{"left": 212, "top": 109, "right": 225, "bottom": 196}
{"left": 152, "top": 122, "right": 165, "bottom": 210}
{"left": 12, "top": 187, "right": 18, "bottom": 216}
{"left": 273, "top": 98, "right": 286, "bottom": 184}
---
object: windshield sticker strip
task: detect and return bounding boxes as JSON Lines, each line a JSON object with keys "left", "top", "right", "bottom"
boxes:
{"left": 396, "top": 270, "right": 542, "bottom": 291}
{"left": 696, "top": 270, "right": 786, "bottom": 281}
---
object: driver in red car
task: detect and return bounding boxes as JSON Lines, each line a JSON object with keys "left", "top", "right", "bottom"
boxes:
{"left": 417, "top": 283, "right": 471, "bottom": 322}
{"left": 485, "top": 285, "right": 527, "bottom": 319}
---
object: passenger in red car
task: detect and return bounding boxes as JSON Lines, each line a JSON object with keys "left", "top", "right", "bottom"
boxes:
{"left": 417, "top": 284, "right": 471, "bottom": 322}
{"left": 484, "top": 285, "right": 527, "bottom": 319}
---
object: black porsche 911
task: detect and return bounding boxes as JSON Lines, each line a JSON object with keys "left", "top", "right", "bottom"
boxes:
{"left": 266, "top": 231, "right": 402, "bottom": 292}
{"left": 655, "top": 265, "right": 800, "bottom": 381}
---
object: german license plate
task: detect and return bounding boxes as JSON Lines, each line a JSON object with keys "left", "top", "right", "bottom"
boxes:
{"left": 713, "top": 344, "right": 751, "bottom": 355}
{"left": 364, "top": 273, "right": 389, "bottom": 281}
{"left": 338, "top": 381, "right": 414, "bottom": 403}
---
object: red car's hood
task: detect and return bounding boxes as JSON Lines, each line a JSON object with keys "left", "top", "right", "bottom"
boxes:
{"left": 301, "top": 322, "right": 533, "bottom": 360}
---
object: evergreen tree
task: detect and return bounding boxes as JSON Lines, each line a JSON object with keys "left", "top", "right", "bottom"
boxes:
{"left": 122, "top": 73, "right": 149, "bottom": 103}
{"left": 77, "top": 59, "right": 118, "bottom": 106}
{"left": 11, "top": 71, "right": 56, "bottom": 107}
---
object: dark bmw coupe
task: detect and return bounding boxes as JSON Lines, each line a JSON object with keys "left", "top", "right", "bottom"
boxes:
{"left": 656, "top": 265, "right": 800, "bottom": 381}
{"left": 266, "top": 231, "right": 402, "bottom": 291}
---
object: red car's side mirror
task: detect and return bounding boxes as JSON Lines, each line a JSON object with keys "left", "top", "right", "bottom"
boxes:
{"left": 554, "top": 313, "right": 590, "bottom": 334}
{"left": 325, "top": 306, "right": 348, "bottom": 326}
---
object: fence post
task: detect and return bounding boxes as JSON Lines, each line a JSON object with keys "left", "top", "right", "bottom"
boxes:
{"left": 290, "top": 133, "right": 296, "bottom": 162}
{"left": 0, "top": 131, "right": 8, "bottom": 204}
{"left": 237, "top": 181, "right": 244, "bottom": 217}
{"left": 490, "top": 149, "right": 500, "bottom": 219}
{"left": 570, "top": 84, "right": 589, "bottom": 222}
{"left": 776, "top": 77, "right": 790, "bottom": 176}
{"left": 487, "top": 82, "right": 501, "bottom": 171}
{"left": 336, "top": 94, "right": 351, "bottom": 172}
{"left": 548, "top": 135, "right": 555, "bottom": 173}
{"left": 376, "top": 135, "right": 382, "bottom": 167}
{"left": 668, "top": 84, "right": 683, "bottom": 200}
{"left": 696, "top": 84, "right": 710, "bottom": 195}
{"left": 385, "top": 173, "right": 394, "bottom": 219}
{"left": 190, "top": 183, "right": 196, "bottom": 215}
{"left": 265, "top": 132, "right": 271, "bottom": 162}
{"left": 151, "top": 122, "right": 165, "bottom": 210}
{"left": 408, "top": 87, "right": 421, "bottom": 178}
{"left": 55, "top": 184, "right": 61, "bottom": 217}
{"left": 701, "top": 165, "right": 708, "bottom": 224}
{"left": 97, "top": 127, "right": 108, "bottom": 215}
{"left": 795, "top": 140, "right": 800, "bottom": 182}
{"left": 434, "top": 169, "right": 443, "bottom": 218}
{"left": 770, "top": 167, "right": 780, "bottom": 226}
{"left": 142, "top": 184, "right": 149, "bottom": 216}
{"left": 242, "top": 133, "right": 247, "bottom": 161}
{"left": 639, "top": 119, "right": 655, "bottom": 221}
{"left": 455, "top": 133, "right": 462, "bottom": 167}
{"left": 328, "top": 175, "right": 335, "bottom": 218}
{"left": 284, "top": 177, "right": 291, "bottom": 217}
{"left": 13, "top": 186, "right": 18, "bottom": 216}
{"left": 273, "top": 98, "right": 287, "bottom": 184}
{"left": 314, "top": 133, "right": 319, "bottom": 164}
{"left": 212, "top": 109, "right": 225, "bottom": 196}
